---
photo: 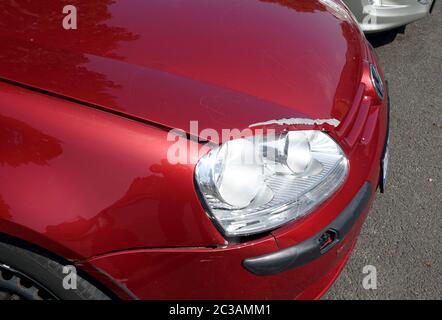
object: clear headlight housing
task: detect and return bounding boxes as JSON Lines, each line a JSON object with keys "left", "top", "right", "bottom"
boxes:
{"left": 195, "top": 130, "right": 348, "bottom": 237}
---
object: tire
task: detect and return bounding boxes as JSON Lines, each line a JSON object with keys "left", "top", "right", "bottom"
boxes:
{"left": 0, "top": 241, "right": 110, "bottom": 300}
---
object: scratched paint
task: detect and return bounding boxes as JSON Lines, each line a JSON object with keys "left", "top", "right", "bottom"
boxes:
{"left": 249, "top": 118, "right": 341, "bottom": 128}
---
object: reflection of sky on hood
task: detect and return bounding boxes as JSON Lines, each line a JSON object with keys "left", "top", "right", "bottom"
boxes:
{"left": 319, "top": 0, "right": 352, "bottom": 21}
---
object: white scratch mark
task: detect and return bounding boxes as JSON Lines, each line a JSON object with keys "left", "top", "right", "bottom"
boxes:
{"left": 249, "top": 118, "right": 341, "bottom": 128}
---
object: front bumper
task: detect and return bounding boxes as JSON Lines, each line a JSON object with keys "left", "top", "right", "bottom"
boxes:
{"left": 360, "top": 0, "right": 434, "bottom": 33}
{"left": 243, "top": 182, "right": 372, "bottom": 276}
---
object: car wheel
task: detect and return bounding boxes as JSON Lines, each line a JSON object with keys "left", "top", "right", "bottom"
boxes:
{"left": 0, "top": 241, "right": 110, "bottom": 300}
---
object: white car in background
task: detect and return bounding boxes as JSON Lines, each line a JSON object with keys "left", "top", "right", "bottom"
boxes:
{"left": 342, "top": 0, "right": 436, "bottom": 33}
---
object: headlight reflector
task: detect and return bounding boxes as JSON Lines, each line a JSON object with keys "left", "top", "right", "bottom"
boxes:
{"left": 195, "top": 130, "right": 348, "bottom": 237}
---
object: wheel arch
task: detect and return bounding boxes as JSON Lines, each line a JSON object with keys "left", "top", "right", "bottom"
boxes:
{"left": 0, "top": 231, "right": 125, "bottom": 300}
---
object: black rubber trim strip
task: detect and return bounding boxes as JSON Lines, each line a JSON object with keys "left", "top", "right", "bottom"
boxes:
{"left": 430, "top": 0, "right": 436, "bottom": 14}
{"left": 379, "top": 94, "right": 390, "bottom": 193}
{"left": 242, "top": 182, "right": 372, "bottom": 276}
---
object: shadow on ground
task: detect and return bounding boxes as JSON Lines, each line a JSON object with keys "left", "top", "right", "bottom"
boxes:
{"left": 366, "top": 26, "right": 406, "bottom": 48}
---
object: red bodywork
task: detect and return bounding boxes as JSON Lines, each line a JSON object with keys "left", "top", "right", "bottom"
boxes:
{"left": 0, "top": 0, "right": 388, "bottom": 299}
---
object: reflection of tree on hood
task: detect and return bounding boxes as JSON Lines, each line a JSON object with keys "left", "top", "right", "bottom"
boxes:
{"left": 0, "top": 114, "right": 58, "bottom": 220}
{"left": 0, "top": 115, "right": 62, "bottom": 167}
{"left": 0, "top": 0, "right": 139, "bottom": 108}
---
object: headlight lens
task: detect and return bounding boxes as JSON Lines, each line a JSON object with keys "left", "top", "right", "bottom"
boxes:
{"left": 195, "top": 130, "right": 348, "bottom": 237}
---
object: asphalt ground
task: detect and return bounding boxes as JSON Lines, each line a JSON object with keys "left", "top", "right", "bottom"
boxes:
{"left": 325, "top": 1, "right": 442, "bottom": 299}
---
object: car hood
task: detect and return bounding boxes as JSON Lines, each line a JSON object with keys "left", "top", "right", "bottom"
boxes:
{"left": 0, "top": 0, "right": 365, "bottom": 136}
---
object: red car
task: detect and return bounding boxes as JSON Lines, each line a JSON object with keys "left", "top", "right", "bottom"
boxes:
{"left": 0, "top": 0, "right": 389, "bottom": 300}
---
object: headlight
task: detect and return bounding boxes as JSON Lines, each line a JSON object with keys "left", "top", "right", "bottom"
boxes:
{"left": 195, "top": 130, "right": 348, "bottom": 237}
